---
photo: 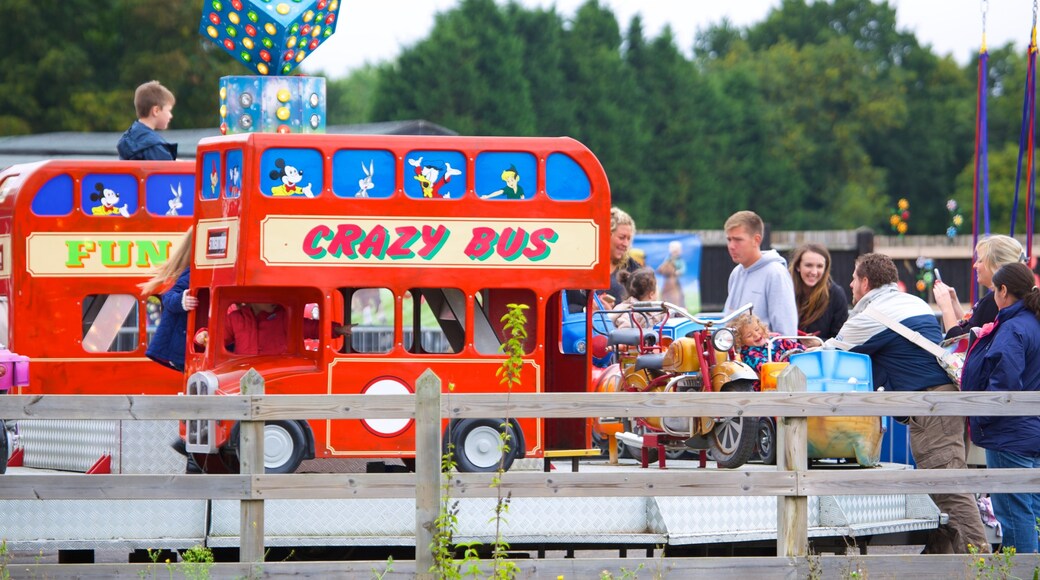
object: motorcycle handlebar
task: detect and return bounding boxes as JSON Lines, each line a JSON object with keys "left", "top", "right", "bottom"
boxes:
{"left": 629, "top": 301, "right": 754, "bottom": 326}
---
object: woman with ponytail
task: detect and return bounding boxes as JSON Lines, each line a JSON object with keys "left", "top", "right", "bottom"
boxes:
{"left": 961, "top": 262, "right": 1040, "bottom": 552}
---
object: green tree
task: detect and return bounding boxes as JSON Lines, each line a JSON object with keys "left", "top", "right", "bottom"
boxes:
{"left": 372, "top": 0, "right": 536, "bottom": 135}
{"left": 865, "top": 51, "right": 974, "bottom": 234}
{"left": 692, "top": 18, "right": 745, "bottom": 62}
{"left": 558, "top": 1, "right": 643, "bottom": 212}
{"left": 327, "top": 65, "right": 383, "bottom": 125}
{"left": 954, "top": 141, "right": 1023, "bottom": 235}
{"left": 506, "top": 4, "right": 575, "bottom": 136}
{"left": 625, "top": 22, "right": 708, "bottom": 229}
{"left": 739, "top": 37, "right": 903, "bottom": 229}
{"left": 0, "top": 0, "right": 241, "bottom": 134}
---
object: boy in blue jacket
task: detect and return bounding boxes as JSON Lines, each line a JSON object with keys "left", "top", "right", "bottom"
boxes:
{"left": 117, "top": 81, "right": 178, "bottom": 161}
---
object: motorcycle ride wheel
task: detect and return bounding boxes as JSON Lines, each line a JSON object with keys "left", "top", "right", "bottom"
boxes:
{"left": 451, "top": 418, "right": 517, "bottom": 473}
{"left": 591, "top": 428, "right": 608, "bottom": 456}
{"left": 756, "top": 417, "right": 777, "bottom": 465}
{"left": 708, "top": 384, "right": 759, "bottom": 469}
{"left": 620, "top": 418, "right": 656, "bottom": 462}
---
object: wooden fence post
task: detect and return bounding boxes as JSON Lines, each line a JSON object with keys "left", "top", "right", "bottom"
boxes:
{"left": 776, "top": 365, "right": 808, "bottom": 558}
{"left": 239, "top": 368, "right": 265, "bottom": 565}
{"left": 415, "top": 369, "right": 441, "bottom": 580}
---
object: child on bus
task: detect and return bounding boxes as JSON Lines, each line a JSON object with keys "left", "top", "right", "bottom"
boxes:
{"left": 612, "top": 267, "right": 666, "bottom": 329}
{"left": 732, "top": 312, "right": 804, "bottom": 373}
{"left": 138, "top": 227, "right": 195, "bottom": 371}
{"left": 117, "top": 80, "right": 178, "bottom": 161}
{"left": 195, "top": 302, "right": 351, "bottom": 355}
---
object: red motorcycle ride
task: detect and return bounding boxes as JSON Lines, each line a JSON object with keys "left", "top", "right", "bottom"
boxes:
{"left": 592, "top": 302, "right": 760, "bottom": 468}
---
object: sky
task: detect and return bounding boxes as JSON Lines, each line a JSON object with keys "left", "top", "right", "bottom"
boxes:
{"left": 301, "top": 0, "right": 1033, "bottom": 79}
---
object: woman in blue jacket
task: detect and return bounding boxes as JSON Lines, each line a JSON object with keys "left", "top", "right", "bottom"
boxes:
{"left": 138, "top": 227, "right": 196, "bottom": 371}
{"left": 962, "top": 262, "right": 1040, "bottom": 552}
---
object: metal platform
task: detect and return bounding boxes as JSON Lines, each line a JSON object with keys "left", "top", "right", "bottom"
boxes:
{"left": 0, "top": 459, "right": 939, "bottom": 553}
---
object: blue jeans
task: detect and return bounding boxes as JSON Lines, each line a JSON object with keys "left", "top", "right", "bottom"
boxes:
{"left": 986, "top": 448, "right": 1040, "bottom": 553}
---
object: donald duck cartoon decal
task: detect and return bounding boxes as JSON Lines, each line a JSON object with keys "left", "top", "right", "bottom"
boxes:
{"left": 408, "top": 156, "right": 461, "bottom": 199}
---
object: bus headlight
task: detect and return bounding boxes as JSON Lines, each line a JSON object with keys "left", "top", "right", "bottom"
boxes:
{"left": 185, "top": 371, "right": 220, "bottom": 454}
{"left": 187, "top": 371, "right": 219, "bottom": 397}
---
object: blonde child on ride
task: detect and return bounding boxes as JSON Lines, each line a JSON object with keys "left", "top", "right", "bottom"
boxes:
{"left": 732, "top": 312, "right": 804, "bottom": 373}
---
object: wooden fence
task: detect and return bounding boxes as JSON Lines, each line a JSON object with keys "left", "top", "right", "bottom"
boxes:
{"left": 2, "top": 367, "right": 1040, "bottom": 578}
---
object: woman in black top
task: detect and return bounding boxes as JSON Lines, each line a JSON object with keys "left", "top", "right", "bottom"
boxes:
{"left": 933, "top": 235, "right": 1025, "bottom": 341}
{"left": 789, "top": 243, "right": 848, "bottom": 340}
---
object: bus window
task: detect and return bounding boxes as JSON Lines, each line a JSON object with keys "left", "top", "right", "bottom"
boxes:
{"left": 403, "top": 288, "right": 464, "bottom": 354}
{"left": 145, "top": 174, "right": 195, "bottom": 217}
{"left": 332, "top": 149, "right": 395, "bottom": 199}
{"left": 145, "top": 296, "right": 161, "bottom": 343}
{"left": 340, "top": 287, "right": 393, "bottom": 354}
{"left": 545, "top": 153, "right": 591, "bottom": 201}
{"left": 226, "top": 149, "right": 242, "bottom": 198}
{"left": 259, "top": 148, "right": 323, "bottom": 198}
{"left": 82, "top": 294, "right": 139, "bottom": 353}
{"left": 202, "top": 152, "right": 221, "bottom": 199}
{"left": 476, "top": 152, "right": 536, "bottom": 201}
{"left": 474, "top": 289, "right": 536, "bottom": 355}
{"left": 404, "top": 150, "right": 465, "bottom": 200}
{"left": 0, "top": 296, "right": 8, "bottom": 347}
{"left": 220, "top": 301, "right": 307, "bottom": 356}
{"left": 82, "top": 174, "right": 138, "bottom": 217}
{"left": 189, "top": 288, "right": 211, "bottom": 356}
{"left": 30, "top": 174, "right": 74, "bottom": 216}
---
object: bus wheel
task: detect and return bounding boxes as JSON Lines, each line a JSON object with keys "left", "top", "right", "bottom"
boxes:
{"left": 264, "top": 421, "right": 307, "bottom": 474}
{"left": 452, "top": 418, "right": 517, "bottom": 473}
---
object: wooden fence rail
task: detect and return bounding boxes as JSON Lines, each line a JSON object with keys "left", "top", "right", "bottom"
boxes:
{"left": 5, "top": 391, "right": 1040, "bottom": 420}
{"left": 2, "top": 366, "right": 1040, "bottom": 579}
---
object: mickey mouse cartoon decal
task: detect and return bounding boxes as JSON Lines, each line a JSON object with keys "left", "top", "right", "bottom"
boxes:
{"left": 90, "top": 182, "right": 129, "bottom": 217}
{"left": 269, "top": 158, "right": 314, "bottom": 197}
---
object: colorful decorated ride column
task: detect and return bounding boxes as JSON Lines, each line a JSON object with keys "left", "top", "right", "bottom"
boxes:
{"left": 199, "top": 0, "right": 341, "bottom": 134}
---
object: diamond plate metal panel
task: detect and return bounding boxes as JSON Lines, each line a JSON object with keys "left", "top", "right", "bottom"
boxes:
{"left": 209, "top": 496, "right": 651, "bottom": 540}
{"left": 906, "top": 493, "right": 941, "bottom": 520}
{"left": 809, "top": 496, "right": 822, "bottom": 527}
{"left": 819, "top": 494, "right": 910, "bottom": 526}
{"left": 456, "top": 497, "right": 650, "bottom": 536}
{"left": 0, "top": 499, "right": 206, "bottom": 542}
{"left": 209, "top": 499, "right": 416, "bottom": 538}
{"left": 652, "top": 496, "right": 778, "bottom": 534}
{"left": 118, "top": 420, "right": 187, "bottom": 474}
{"left": 18, "top": 420, "right": 117, "bottom": 472}
{"left": 457, "top": 533, "right": 668, "bottom": 546}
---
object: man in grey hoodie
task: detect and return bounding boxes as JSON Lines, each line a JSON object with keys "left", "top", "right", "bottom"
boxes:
{"left": 722, "top": 211, "right": 798, "bottom": 335}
